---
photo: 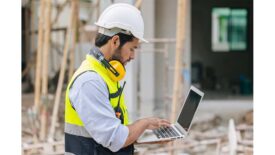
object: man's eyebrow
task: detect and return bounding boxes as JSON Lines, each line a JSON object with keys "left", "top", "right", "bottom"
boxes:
{"left": 133, "top": 46, "right": 138, "bottom": 49}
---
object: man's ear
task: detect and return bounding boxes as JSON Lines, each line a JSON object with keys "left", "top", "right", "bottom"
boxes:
{"left": 111, "top": 35, "right": 120, "bottom": 49}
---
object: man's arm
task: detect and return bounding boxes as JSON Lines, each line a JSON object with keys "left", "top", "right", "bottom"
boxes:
{"left": 123, "top": 117, "right": 171, "bottom": 147}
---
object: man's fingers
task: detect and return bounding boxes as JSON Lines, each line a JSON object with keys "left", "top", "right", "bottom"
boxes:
{"left": 162, "top": 119, "right": 171, "bottom": 124}
{"left": 160, "top": 122, "right": 171, "bottom": 127}
{"left": 147, "top": 117, "right": 171, "bottom": 129}
{"left": 159, "top": 119, "right": 171, "bottom": 127}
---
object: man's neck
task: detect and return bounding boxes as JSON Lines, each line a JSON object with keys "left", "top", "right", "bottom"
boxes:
{"left": 99, "top": 45, "right": 111, "bottom": 61}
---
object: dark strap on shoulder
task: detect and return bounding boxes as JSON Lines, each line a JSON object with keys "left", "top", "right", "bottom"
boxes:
{"left": 109, "top": 87, "right": 122, "bottom": 99}
{"left": 69, "top": 70, "right": 97, "bottom": 110}
{"left": 69, "top": 70, "right": 94, "bottom": 90}
{"left": 69, "top": 70, "right": 120, "bottom": 108}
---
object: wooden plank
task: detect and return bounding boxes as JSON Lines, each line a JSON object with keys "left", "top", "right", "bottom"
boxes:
{"left": 48, "top": 0, "right": 78, "bottom": 141}
{"left": 237, "top": 145, "right": 253, "bottom": 153}
{"left": 33, "top": 0, "right": 45, "bottom": 147}
{"left": 171, "top": 0, "right": 186, "bottom": 123}
{"left": 143, "top": 139, "right": 220, "bottom": 155}
{"left": 27, "top": 27, "right": 67, "bottom": 34}
{"left": 135, "top": 0, "right": 143, "bottom": 9}
{"left": 228, "top": 119, "right": 237, "bottom": 155}
{"left": 41, "top": 0, "right": 51, "bottom": 98}
{"left": 34, "top": 0, "right": 45, "bottom": 112}
{"left": 145, "top": 38, "right": 176, "bottom": 43}
{"left": 239, "top": 140, "right": 253, "bottom": 146}
{"left": 40, "top": 0, "right": 52, "bottom": 141}
{"left": 68, "top": 0, "right": 79, "bottom": 79}
{"left": 169, "top": 0, "right": 187, "bottom": 154}
{"left": 236, "top": 124, "right": 253, "bottom": 131}
{"left": 22, "top": 141, "right": 64, "bottom": 150}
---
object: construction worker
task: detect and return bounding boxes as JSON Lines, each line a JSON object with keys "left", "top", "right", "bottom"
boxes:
{"left": 65, "top": 3, "right": 171, "bottom": 155}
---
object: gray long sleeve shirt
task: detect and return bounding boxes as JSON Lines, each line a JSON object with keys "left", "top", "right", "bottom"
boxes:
{"left": 69, "top": 71, "right": 129, "bottom": 152}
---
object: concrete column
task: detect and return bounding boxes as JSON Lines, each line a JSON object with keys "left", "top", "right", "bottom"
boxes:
{"left": 138, "top": 0, "right": 155, "bottom": 117}
{"left": 124, "top": 60, "right": 138, "bottom": 121}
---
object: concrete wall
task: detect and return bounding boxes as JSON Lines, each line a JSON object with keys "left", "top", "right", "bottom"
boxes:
{"left": 138, "top": 0, "right": 156, "bottom": 118}
{"left": 155, "top": 0, "right": 177, "bottom": 117}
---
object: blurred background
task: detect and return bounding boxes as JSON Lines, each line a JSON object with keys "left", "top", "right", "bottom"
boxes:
{"left": 21, "top": 0, "right": 253, "bottom": 154}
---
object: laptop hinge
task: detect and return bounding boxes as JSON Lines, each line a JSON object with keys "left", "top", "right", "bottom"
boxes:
{"left": 174, "top": 124, "right": 185, "bottom": 135}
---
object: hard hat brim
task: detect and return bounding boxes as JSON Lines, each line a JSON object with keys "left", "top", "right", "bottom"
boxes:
{"left": 139, "top": 37, "right": 149, "bottom": 43}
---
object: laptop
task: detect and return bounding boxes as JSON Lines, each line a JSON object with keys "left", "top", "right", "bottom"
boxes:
{"left": 137, "top": 86, "right": 204, "bottom": 143}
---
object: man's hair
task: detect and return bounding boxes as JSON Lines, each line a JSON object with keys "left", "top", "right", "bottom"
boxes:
{"left": 95, "top": 32, "right": 135, "bottom": 48}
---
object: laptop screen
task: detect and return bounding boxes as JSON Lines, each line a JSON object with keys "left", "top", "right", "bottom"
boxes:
{"left": 177, "top": 89, "right": 202, "bottom": 131}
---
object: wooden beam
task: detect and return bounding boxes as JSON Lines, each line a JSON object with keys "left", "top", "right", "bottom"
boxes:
{"left": 145, "top": 38, "right": 176, "bottom": 43}
{"left": 48, "top": 0, "right": 78, "bottom": 141}
{"left": 135, "top": 0, "right": 143, "bottom": 9}
{"left": 170, "top": 0, "right": 187, "bottom": 154}
{"left": 68, "top": 0, "right": 79, "bottom": 79}
{"left": 33, "top": 0, "right": 46, "bottom": 146}
{"left": 143, "top": 139, "right": 220, "bottom": 155}
{"left": 22, "top": 141, "right": 64, "bottom": 150}
{"left": 34, "top": 0, "right": 45, "bottom": 112}
{"left": 228, "top": 119, "right": 237, "bottom": 155}
{"left": 25, "top": 27, "right": 67, "bottom": 35}
{"left": 171, "top": 0, "right": 186, "bottom": 122}
{"left": 39, "top": 0, "right": 52, "bottom": 141}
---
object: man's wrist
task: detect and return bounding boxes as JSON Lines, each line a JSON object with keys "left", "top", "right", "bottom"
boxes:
{"left": 141, "top": 118, "right": 149, "bottom": 129}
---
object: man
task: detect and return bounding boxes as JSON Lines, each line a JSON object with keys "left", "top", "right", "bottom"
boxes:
{"left": 65, "top": 3, "right": 170, "bottom": 155}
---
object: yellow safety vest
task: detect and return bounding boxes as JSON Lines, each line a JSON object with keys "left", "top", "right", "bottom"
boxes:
{"left": 65, "top": 54, "right": 129, "bottom": 127}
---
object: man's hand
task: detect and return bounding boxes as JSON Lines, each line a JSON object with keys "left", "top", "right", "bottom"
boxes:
{"left": 123, "top": 117, "right": 171, "bottom": 148}
{"left": 145, "top": 117, "right": 171, "bottom": 130}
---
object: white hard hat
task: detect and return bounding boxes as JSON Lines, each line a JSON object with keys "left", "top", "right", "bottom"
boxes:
{"left": 95, "top": 3, "right": 148, "bottom": 43}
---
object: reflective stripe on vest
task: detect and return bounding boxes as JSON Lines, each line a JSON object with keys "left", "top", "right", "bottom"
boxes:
{"left": 65, "top": 54, "right": 129, "bottom": 128}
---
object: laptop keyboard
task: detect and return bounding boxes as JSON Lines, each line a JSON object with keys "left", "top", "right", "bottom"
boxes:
{"left": 153, "top": 126, "right": 180, "bottom": 139}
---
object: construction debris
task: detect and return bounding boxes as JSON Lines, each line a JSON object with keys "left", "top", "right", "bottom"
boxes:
{"left": 134, "top": 114, "right": 253, "bottom": 155}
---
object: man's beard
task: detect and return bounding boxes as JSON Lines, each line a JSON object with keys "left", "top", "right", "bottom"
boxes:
{"left": 110, "top": 48, "right": 125, "bottom": 65}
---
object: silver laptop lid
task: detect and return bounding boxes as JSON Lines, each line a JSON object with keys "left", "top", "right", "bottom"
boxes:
{"left": 175, "top": 86, "right": 204, "bottom": 134}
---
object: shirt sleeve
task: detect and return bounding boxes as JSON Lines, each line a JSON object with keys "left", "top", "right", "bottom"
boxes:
{"left": 69, "top": 72, "right": 129, "bottom": 152}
